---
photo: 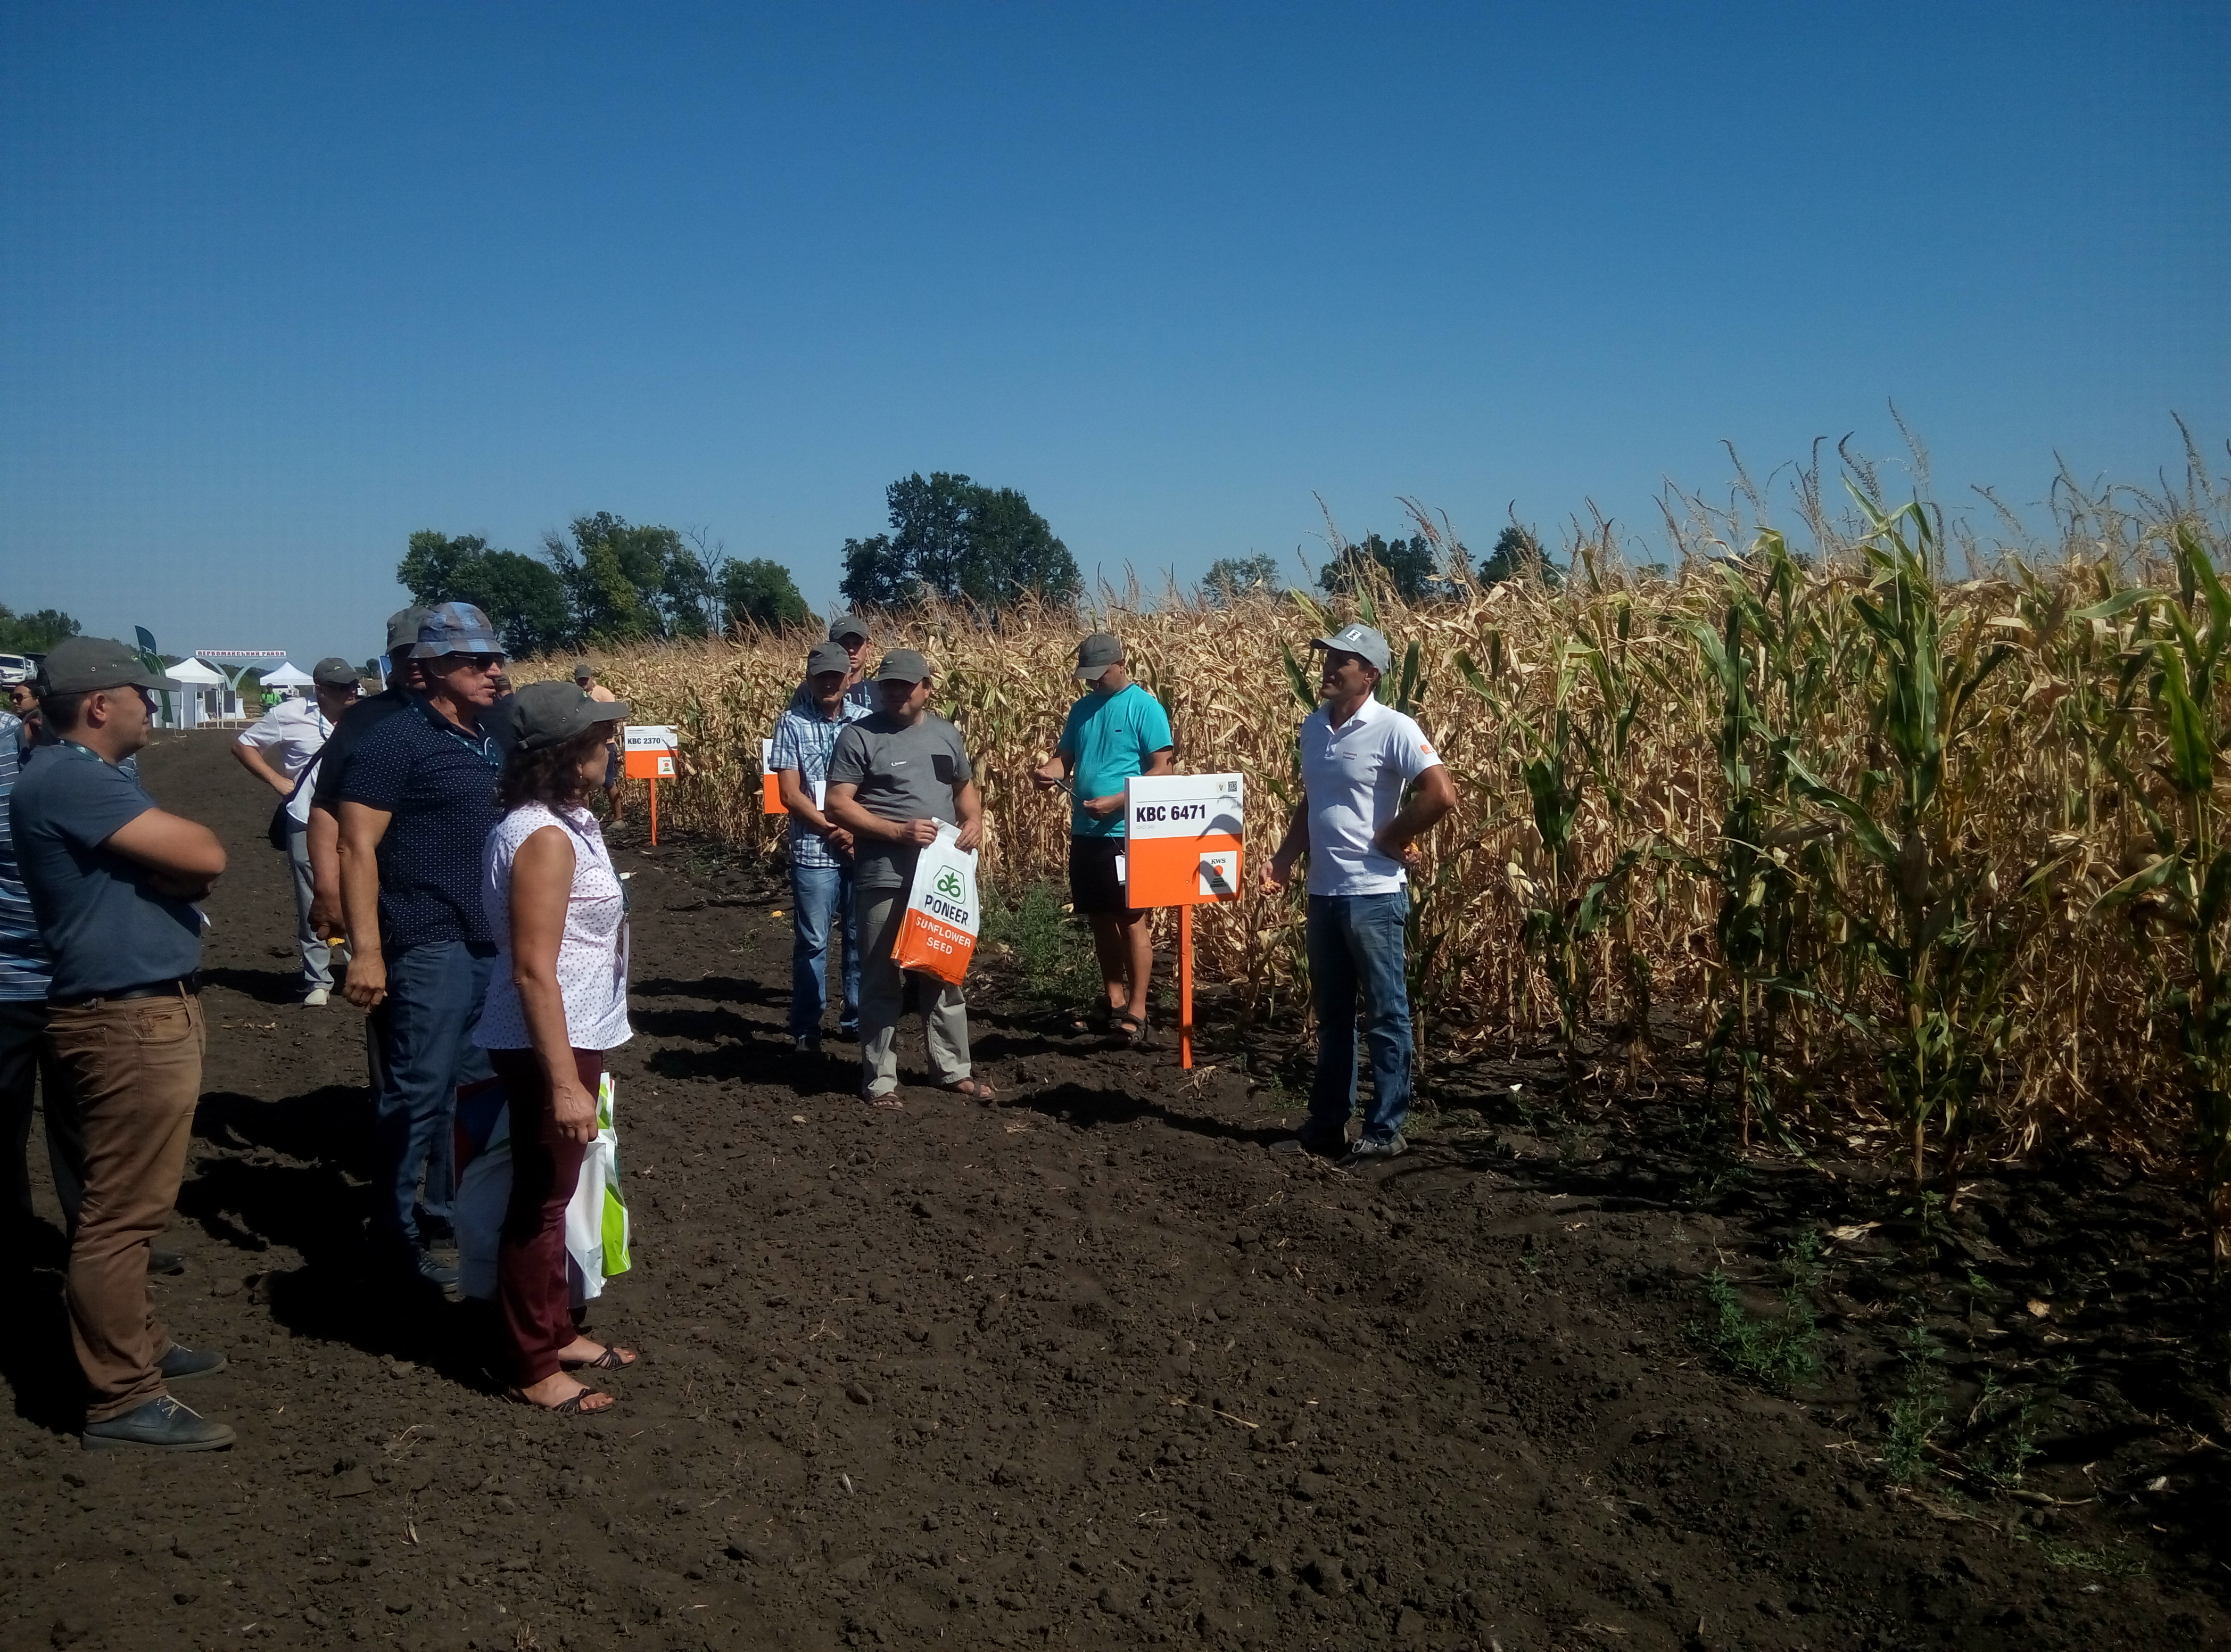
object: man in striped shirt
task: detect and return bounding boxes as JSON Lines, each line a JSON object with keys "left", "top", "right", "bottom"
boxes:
{"left": 0, "top": 705, "right": 79, "bottom": 1248}
{"left": 770, "top": 640, "right": 872, "bottom": 1054}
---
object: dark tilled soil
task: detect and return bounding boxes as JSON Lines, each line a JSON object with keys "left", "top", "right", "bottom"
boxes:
{"left": 3, "top": 731, "right": 2228, "bottom": 1651}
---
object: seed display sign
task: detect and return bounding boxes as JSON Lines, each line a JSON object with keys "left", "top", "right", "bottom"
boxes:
{"left": 1122, "top": 773, "right": 1244, "bottom": 907}
{"left": 623, "top": 724, "right": 677, "bottom": 780}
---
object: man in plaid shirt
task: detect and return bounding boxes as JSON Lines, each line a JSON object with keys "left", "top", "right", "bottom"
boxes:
{"left": 771, "top": 640, "right": 872, "bottom": 1054}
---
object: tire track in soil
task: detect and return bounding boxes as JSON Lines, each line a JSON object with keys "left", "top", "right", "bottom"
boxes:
{"left": 0, "top": 731, "right": 2223, "bottom": 1651}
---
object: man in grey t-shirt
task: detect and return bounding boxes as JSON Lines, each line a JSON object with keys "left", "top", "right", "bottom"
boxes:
{"left": 11, "top": 638, "right": 236, "bottom": 1452}
{"left": 825, "top": 649, "right": 993, "bottom": 1106}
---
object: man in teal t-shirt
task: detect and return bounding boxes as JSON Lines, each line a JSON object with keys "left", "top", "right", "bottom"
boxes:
{"left": 1032, "top": 632, "right": 1174, "bottom": 1044}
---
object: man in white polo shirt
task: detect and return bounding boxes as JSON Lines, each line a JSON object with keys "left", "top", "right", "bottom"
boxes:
{"left": 1263, "top": 623, "right": 1456, "bottom": 1161}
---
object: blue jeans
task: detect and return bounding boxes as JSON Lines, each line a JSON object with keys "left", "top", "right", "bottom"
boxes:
{"left": 789, "top": 860, "right": 860, "bottom": 1038}
{"left": 1305, "top": 893, "right": 1414, "bottom": 1144}
{"left": 369, "top": 939, "right": 494, "bottom": 1250}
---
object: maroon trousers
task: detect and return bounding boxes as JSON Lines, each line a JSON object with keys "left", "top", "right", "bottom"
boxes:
{"left": 487, "top": 1047, "right": 602, "bottom": 1386}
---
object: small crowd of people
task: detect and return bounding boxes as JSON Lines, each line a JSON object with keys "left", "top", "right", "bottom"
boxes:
{"left": 0, "top": 596, "right": 1453, "bottom": 1450}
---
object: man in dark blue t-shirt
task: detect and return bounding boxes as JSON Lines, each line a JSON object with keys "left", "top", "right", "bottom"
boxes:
{"left": 337, "top": 603, "right": 513, "bottom": 1287}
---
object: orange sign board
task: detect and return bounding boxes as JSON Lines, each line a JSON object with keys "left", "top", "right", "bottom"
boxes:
{"left": 624, "top": 724, "right": 676, "bottom": 780}
{"left": 1122, "top": 773, "right": 1244, "bottom": 907}
{"left": 760, "top": 739, "right": 785, "bottom": 813}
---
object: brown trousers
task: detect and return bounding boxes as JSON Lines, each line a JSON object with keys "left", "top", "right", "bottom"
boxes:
{"left": 47, "top": 989, "right": 204, "bottom": 1422}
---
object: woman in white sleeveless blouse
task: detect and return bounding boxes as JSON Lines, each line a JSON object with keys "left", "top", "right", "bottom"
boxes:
{"left": 475, "top": 681, "right": 635, "bottom": 1415}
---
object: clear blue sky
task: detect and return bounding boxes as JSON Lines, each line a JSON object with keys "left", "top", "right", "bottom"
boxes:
{"left": 3, "top": 3, "right": 2225, "bottom": 666}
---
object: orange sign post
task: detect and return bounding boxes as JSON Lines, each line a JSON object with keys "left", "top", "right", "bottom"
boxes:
{"left": 623, "top": 725, "right": 678, "bottom": 846}
{"left": 1122, "top": 773, "right": 1244, "bottom": 1068}
{"left": 759, "top": 739, "right": 787, "bottom": 816}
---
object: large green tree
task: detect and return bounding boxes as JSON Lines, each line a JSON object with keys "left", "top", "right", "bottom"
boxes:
{"left": 839, "top": 472, "right": 1081, "bottom": 610}
{"left": 1317, "top": 532, "right": 1450, "bottom": 601}
{"left": 0, "top": 603, "right": 81, "bottom": 654}
{"left": 542, "top": 512, "right": 723, "bottom": 641}
{"left": 1200, "top": 553, "right": 1285, "bottom": 605}
{"left": 716, "top": 558, "right": 811, "bottom": 633}
{"left": 397, "top": 532, "right": 572, "bottom": 656}
{"left": 1478, "top": 524, "right": 1560, "bottom": 587}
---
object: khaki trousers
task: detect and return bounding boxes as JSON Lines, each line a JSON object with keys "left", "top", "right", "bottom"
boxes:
{"left": 47, "top": 989, "right": 204, "bottom": 1422}
{"left": 855, "top": 887, "right": 970, "bottom": 1098}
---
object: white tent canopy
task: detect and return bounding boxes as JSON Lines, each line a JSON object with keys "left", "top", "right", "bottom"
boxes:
{"left": 158, "top": 657, "right": 229, "bottom": 730}
{"left": 261, "top": 662, "right": 315, "bottom": 688}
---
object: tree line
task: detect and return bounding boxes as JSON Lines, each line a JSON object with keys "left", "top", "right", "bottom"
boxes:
{"left": 402, "top": 477, "right": 1556, "bottom": 656}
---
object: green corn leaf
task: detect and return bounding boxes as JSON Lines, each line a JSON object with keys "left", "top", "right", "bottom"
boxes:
{"left": 2092, "top": 853, "right": 2180, "bottom": 915}
{"left": 2070, "top": 588, "right": 2162, "bottom": 623}
{"left": 1453, "top": 650, "right": 1495, "bottom": 701}
{"left": 1786, "top": 753, "right": 1900, "bottom": 868}
{"left": 2156, "top": 642, "right": 2213, "bottom": 797}
{"left": 1279, "top": 643, "right": 1318, "bottom": 712}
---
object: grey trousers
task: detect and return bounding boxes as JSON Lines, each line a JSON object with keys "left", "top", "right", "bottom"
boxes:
{"left": 855, "top": 886, "right": 970, "bottom": 1098}
{"left": 2, "top": 996, "right": 85, "bottom": 1237}
{"left": 285, "top": 828, "right": 333, "bottom": 992}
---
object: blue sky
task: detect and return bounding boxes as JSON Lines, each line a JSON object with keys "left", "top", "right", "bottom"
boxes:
{"left": 3, "top": 2, "right": 2225, "bottom": 666}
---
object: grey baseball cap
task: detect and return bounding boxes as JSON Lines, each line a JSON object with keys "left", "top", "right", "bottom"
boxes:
{"left": 36, "top": 637, "right": 175, "bottom": 697}
{"left": 572, "top": 659, "right": 596, "bottom": 681}
{"left": 874, "top": 648, "right": 932, "bottom": 685}
{"left": 828, "top": 613, "right": 872, "bottom": 644}
{"left": 1073, "top": 631, "right": 1123, "bottom": 681}
{"left": 385, "top": 606, "right": 432, "bottom": 654}
{"left": 311, "top": 656, "right": 362, "bottom": 689}
{"left": 411, "top": 601, "right": 504, "bottom": 659}
{"left": 1309, "top": 622, "right": 1392, "bottom": 674}
{"left": 806, "top": 640, "right": 852, "bottom": 676}
{"left": 506, "top": 679, "right": 632, "bottom": 753}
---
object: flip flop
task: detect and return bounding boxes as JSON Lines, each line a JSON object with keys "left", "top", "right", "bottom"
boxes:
{"left": 560, "top": 1345, "right": 638, "bottom": 1372}
{"left": 867, "top": 1092, "right": 906, "bottom": 1111}
{"left": 506, "top": 1384, "right": 614, "bottom": 1416}
{"left": 940, "top": 1077, "right": 997, "bottom": 1102}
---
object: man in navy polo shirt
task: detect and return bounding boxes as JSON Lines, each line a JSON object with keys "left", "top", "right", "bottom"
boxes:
{"left": 337, "top": 603, "right": 513, "bottom": 1287}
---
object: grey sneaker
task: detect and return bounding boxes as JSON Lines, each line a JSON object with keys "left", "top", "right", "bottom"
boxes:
{"left": 158, "top": 1345, "right": 227, "bottom": 1383}
{"left": 410, "top": 1248, "right": 459, "bottom": 1288}
{"left": 1344, "top": 1134, "right": 1408, "bottom": 1162}
{"left": 82, "top": 1395, "right": 235, "bottom": 1452}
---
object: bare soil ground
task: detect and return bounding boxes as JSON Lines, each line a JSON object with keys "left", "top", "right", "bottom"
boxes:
{"left": 3, "top": 730, "right": 2229, "bottom": 1651}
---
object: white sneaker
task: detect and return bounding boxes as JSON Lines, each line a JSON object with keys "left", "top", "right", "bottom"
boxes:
{"left": 303, "top": 988, "right": 329, "bottom": 1007}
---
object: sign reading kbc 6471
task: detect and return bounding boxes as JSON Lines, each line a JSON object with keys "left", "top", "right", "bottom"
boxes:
{"left": 1122, "top": 774, "right": 1244, "bottom": 907}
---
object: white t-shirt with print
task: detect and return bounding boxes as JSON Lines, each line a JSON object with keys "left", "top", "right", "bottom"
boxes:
{"left": 1298, "top": 696, "right": 1443, "bottom": 896}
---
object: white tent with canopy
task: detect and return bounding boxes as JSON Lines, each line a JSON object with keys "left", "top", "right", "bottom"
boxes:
{"left": 159, "top": 658, "right": 227, "bottom": 730}
{"left": 260, "top": 662, "right": 316, "bottom": 697}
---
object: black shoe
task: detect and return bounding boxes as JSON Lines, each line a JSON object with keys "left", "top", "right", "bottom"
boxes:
{"left": 82, "top": 1395, "right": 235, "bottom": 1452}
{"left": 147, "top": 1249, "right": 185, "bottom": 1276}
{"left": 835, "top": 1022, "right": 860, "bottom": 1042}
{"left": 158, "top": 1345, "right": 227, "bottom": 1383}
{"left": 1272, "top": 1128, "right": 1346, "bottom": 1159}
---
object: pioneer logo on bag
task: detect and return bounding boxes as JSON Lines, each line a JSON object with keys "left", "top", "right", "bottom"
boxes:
{"left": 892, "top": 821, "right": 980, "bottom": 986}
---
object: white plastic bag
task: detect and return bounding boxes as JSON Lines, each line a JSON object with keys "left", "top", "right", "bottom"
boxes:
{"left": 564, "top": 1071, "right": 631, "bottom": 1295}
{"left": 891, "top": 821, "right": 980, "bottom": 985}
{"left": 454, "top": 1072, "right": 629, "bottom": 1303}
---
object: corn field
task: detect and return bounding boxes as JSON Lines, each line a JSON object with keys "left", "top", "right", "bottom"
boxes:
{"left": 520, "top": 450, "right": 2231, "bottom": 1242}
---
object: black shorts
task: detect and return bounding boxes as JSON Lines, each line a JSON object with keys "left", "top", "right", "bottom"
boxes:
{"left": 1068, "top": 836, "right": 1141, "bottom": 918}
